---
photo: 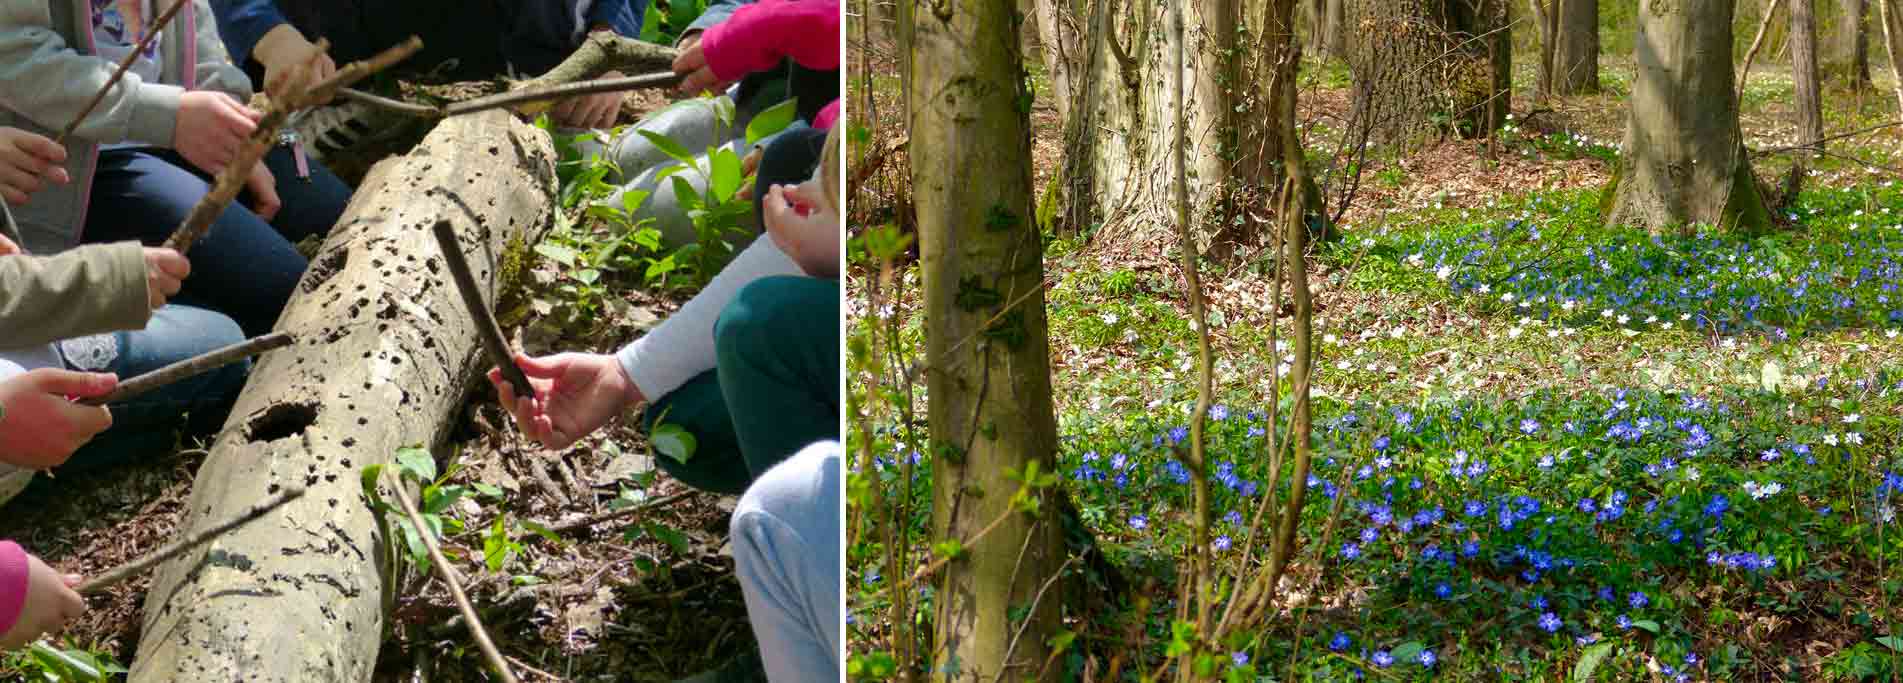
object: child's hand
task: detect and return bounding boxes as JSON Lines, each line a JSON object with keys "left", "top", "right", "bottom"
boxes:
{"left": 762, "top": 181, "right": 840, "bottom": 278}
{"left": 253, "top": 25, "right": 336, "bottom": 100}
{"left": 143, "top": 247, "right": 189, "bottom": 311}
{"left": 551, "top": 71, "right": 625, "bottom": 130}
{"left": 244, "top": 164, "right": 281, "bottom": 222}
{"left": 0, "top": 369, "right": 116, "bottom": 469}
{"left": 0, "top": 554, "right": 84, "bottom": 650}
{"left": 488, "top": 353, "right": 644, "bottom": 452}
{"left": 672, "top": 43, "right": 734, "bottom": 96}
{"left": 0, "top": 232, "right": 19, "bottom": 257}
{"left": 0, "top": 127, "right": 69, "bottom": 205}
{"left": 174, "top": 92, "right": 260, "bottom": 176}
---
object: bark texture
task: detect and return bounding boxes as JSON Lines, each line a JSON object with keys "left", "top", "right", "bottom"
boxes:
{"left": 911, "top": 1, "right": 1064, "bottom": 680}
{"left": 1307, "top": 0, "right": 1347, "bottom": 57}
{"left": 1791, "top": 0, "right": 1824, "bottom": 163}
{"left": 1880, "top": 0, "right": 1903, "bottom": 113}
{"left": 129, "top": 110, "right": 556, "bottom": 681}
{"left": 1603, "top": 0, "right": 1772, "bottom": 234}
{"left": 1840, "top": 0, "right": 1873, "bottom": 87}
{"left": 1345, "top": 0, "right": 1513, "bottom": 141}
{"left": 1554, "top": 0, "right": 1600, "bottom": 93}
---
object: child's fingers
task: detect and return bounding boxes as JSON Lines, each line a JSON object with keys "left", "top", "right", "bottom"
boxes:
{"left": 513, "top": 353, "right": 567, "bottom": 379}
{"left": 60, "top": 574, "right": 81, "bottom": 588}
{"left": 14, "top": 131, "right": 66, "bottom": 165}
{"left": 26, "top": 368, "right": 116, "bottom": 398}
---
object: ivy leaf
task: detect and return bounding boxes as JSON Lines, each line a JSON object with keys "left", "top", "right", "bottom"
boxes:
{"left": 395, "top": 447, "right": 438, "bottom": 483}
{"left": 1572, "top": 641, "right": 1614, "bottom": 681}
{"left": 652, "top": 423, "right": 698, "bottom": 464}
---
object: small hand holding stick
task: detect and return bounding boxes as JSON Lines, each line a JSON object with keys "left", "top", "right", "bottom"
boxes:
{"left": 76, "top": 486, "right": 307, "bottom": 595}
{"left": 79, "top": 332, "right": 293, "bottom": 406}
{"left": 429, "top": 220, "right": 531, "bottom": 397}
{"left": 163, "top": 37, "right": 423, "bottom": 255}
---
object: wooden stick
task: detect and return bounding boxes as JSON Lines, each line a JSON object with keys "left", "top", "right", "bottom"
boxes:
{"left": 442, "top": 71, "right": 685, "bottom": 118}
{"left": 387, "top": 475, "right": 519, "bottom": 683}
{"left": 55, "top": 0, "right": 189, "bottom": 143}
{"left": 77, "top": 486, "right": 307, "bottom": 595}
{"left": 163, "top": 37, "right": 423, "bottom": 255}
{"left": 338, "top": 87, "right": 442, "bottom": 117}
{"left": 80, "top": 332, "right": 293, "bottom": 406}
{"left": 538, "top": 491, "right": 691, "bottom": 536}
{"left": 429, "top": 220, "right": 531, "bottom": 397}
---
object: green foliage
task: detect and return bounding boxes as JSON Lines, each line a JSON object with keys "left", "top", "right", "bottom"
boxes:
{"left": 1, "top": 642, "right": 126, "bottom": 682}
{"left": 639, "top": 0, "right": 710, "bottom": 45}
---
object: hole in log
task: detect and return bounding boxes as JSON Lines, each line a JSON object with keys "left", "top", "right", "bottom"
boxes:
{"left": 245, "top": 402, "right": 320, "bottom": 443}
{"left": 302, "top": 248, "right": 350, "bottom": 293}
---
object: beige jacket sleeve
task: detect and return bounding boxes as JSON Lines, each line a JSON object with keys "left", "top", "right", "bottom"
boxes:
{"left": 0, "top": 242, "right": 151, "bottom": 348}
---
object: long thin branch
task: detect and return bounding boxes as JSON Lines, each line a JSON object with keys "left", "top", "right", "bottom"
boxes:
{"left": 56, "top": 0, "right": 188, "bottom": 143}
{"left": 444, "top": 72, "right": 684, "bottom": 118}
{"left": 388, "top": 475, "right": 519, "bottom": 683}
{"left": 429, "top": 220, "right": 530, "bottom": 397}
{"left": 80, "top": 332, "right": 293, "bottom": 406}
{"left": 1739, "top": 0, "right": 1786, "bottom": 97}
{"left": 536, "top": 491, "right": 691, "bottom": 536}
{"left": 1750, "top": 120, "right": 1902, "bottom": 155}
{"left": 337, "top": 87, "right": 441, "bottom": 117}
{"left": 77, "top": 486, "right": 306, "bottom": 595}
{"left": 163, "top": 37, "right": 423, "bottom": 254}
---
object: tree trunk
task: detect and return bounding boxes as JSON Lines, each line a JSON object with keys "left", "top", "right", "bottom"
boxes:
{"left": 1880, "top": 0, "right": 1903, "bottom": 114}
{"left": 1307, "top": 0, "right": 1347, "bottom": 57}
{"left": 1033, "top": 0, "right": 1082, "bottom": 128}
{"left": 1840, "top": 0, "right": 1874, "bottom": 88}
{"left": 1345, "top": 0, "right": 1513, "bottom": 141}
{"left": 129, "top": 111, "right": 556, "bottom": 680}
{"left": 1061, "top": 0, "right": 1301, "bottom": 255}
{"left": 1791, "top": 0, "right": 1824, "bottom": 167}
{"left": 1603, "top": 0, "right": 1772, "bottom": 234}
{"left": 911, "top": 1, "right": 1064, "bottom": 680}
{"left": 1554, "top": 0, "right": 1600, "bottom": 93}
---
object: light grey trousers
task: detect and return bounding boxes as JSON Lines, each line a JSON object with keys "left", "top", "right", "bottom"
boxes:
{"left": 733, "top": 441, "right": 842, "bottom": 683}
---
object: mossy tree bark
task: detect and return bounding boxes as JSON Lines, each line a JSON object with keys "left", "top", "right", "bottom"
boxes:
{"left": 910, "top": 0, "right": 1065, "bottom": 680}
{"left": 1603, "top": 0, "right": 1772, "bottom": 234}
{"left": 129, "top": 111, "right": 557, "bottom": 681}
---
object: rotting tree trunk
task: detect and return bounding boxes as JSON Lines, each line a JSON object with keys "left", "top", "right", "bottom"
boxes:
{"left": 130, "top": 110, "right": 556, "bottom": 681}
{"left": 912, "top": 0, "right": 1064, "bottom": 680}
{"left": 1554, "top": 0, "right": 1600, "bottom": 93}
{"left": 1603, "top": 0, "right": 1772, "bottom": 234}
{"left": 1792, "top": 0, "right": 1824, "bottom": 170}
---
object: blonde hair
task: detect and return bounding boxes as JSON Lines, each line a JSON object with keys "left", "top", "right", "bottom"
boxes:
{"left": 813, "top": 124, "right": 842, "bottom": 216}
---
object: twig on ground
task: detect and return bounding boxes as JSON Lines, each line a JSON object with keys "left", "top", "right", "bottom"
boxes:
{"left": 539, "top": 491, "right": 692, "bottom": 536}
{"left": 81, "top": 332, "right": 293, "bottom": 406}
{"left": 430, "top": 220, "right": 531, "bottom": 397}
{"left": 77, "top": 486, "right": 307, "bottom": 595}
{"left": 56, "top": 0, "right": 188, "bottom": 143}
{"left": 388, "top": 474, "right": 520, "bottom": 683}
{"left": 164, "top": 37, "right": 423, "bottom": 254}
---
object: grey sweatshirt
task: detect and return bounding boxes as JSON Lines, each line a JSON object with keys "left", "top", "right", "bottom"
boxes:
{"left": 0, "top": 0, "right": 251, "bottom": 255}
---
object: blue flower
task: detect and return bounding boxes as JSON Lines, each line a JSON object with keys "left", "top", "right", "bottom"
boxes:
{"left": 1373, "top": 435, "right": 1391, "bottom": 451}
{"left": 1418, "top": 649, "right": 1436, "bottom": 667}
{"left": 1616, "top": 614, "right": 1632, "bottom": 629}
{"left": 1520, "top": 418, "right": 1541, "bottom": 435}
{"left": 1213, "top": 535, "right": 1233, "bottom": 551}
{"left": 1359, "top": 527, "right": 1379, "bottom": 543}
{"left": 1434, "top": 582, "right": 1452, "bottom": 599}
{"left": 1224, "top": 510, "right": 1244, "bottom": 527}
{"left": 1328, "top": 632, "right": 1351, "bottom": 652}
{"left": 1340, "top": 542, "right": 1362, "bottom": 560}
{"left": 1168, "top": 426, "right": 1189, "bottom": 444}
{"left": 1130, "top": 514, "right": 1148, "bottom": 530}
{"left": 1538, "top": 612, "right": 1562, "bottom": 633}
{"left": 1210, "top": 404, "right": 1230, "bottom": 421}
{"left": 1371, "top": 650, "right": 1393, "bottom": 668}
{"left": 1597, "top": 586, "right": 1614, "bottom": 602}
{"left": 1628, "top": 591, "right": 1648, "bottom": 609}
{"left": 1529, "top": 595, "right": 1548, "bottom": 611}
{"left": 1230, "top": 651, "right": 1248, "bottom": 667}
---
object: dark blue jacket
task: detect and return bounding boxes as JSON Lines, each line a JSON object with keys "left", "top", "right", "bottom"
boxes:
{"left": 210, "top": 0, "right": 644, "bottom": 73}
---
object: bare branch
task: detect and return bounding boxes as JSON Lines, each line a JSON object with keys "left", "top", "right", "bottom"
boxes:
{"left": 388, "top": 473, "right": 519, "bottom": 683}
{"left": 80, "top": 332, "right": 293, "bottom": 406}
{"left": 77, "top": 486, "right": 306, "bottom": 595}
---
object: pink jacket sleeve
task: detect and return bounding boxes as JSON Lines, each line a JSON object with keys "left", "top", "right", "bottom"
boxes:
{"left": 813, "top": 100, "right": 838, "bottom": 130}
{"left": 0, "top": 541, "right": 27, "bottom": 638}
{"left": 700, "top": 0, "right": 841, "bottom": 81}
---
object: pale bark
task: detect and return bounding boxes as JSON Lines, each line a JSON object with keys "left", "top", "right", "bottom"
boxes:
{"left": 1840, "top": 0, "right": 1873, "bottom": 87}
{"left": 1033, "top": 0, "right": 1082, "bottom": 128}
{"left": 1604, "top": 0, "right": 1772, "bottom": 234}
{"left": 912, "top": 0, "right": 1064, "bottom": 680}
{"left": 1306, "top": 0, "right": 1346, "bottom": 57}
{"left": 1554, "top": 0, "right": 1600, "bottom": 93}
{"left": 1792, "top": 0, "right": 1824, "bottom": 164}
{"left": 130, "top": 111, "right": 556, "bottom": 681}
{"left": 1881, "top": 0, "right": 1903, "bottom": 114}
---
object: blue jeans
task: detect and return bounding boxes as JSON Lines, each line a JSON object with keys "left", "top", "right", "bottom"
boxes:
{"left": 60, "top": 305, "right": 249, "bottom": 473}
{"left": 734, "top": 441, "right": 842, "bottom": 683}
{"left": 82, "top": 146, "right": 352, "bottom": 336}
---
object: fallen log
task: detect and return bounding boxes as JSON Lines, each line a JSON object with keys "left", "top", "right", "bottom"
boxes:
{"left": 129, "top": 109, "right": 557, "bottom": 681}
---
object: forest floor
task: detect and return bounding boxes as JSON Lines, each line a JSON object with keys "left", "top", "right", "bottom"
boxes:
{"left": 0, "top": 80, "right": 761, "bottom": 681}
{"left": 846, "top": 37, "right": 1903, "bottom": 682}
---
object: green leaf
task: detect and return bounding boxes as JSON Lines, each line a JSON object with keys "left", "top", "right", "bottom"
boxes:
{"left": 621, "top": 189, "right": 652, "bottom": 215}
{"left": 511, "top": 574, "right": 546, "bottom": 586}
{"left": 1877, "top": 635, "right": 1903, "bottom": 652}
{"left": 744, "top": 99, "right": 800, "bottom": 146}
{"left": 670, "top": 175, "right": 703, "bottom": 211}
{"left": 399, "top": 518, "right": 433, "bottom": 574}
{"left": 27, "top": 642, "right": 100, "bottom": 682}
{"left": 483, "top": 517, "right": 512, "bottom": 572}
{"left": 575, "top": 268, "right": 601, "bottom": 285}
{"left": 1047, "top": 629, "right": 1077, "bottom": 653}
{"left": 643, "top": 521, "right": 692, "bottom": 554}
{"left": 535, "top": 242, "right": 580, "bottom": 267}
{"left": 1572, "top": 641, "right": 1614, "bottom": 681}
{"left": 709, "top": 149, "right": 743, "bottom": 202}
{"left": 395, "top": 447, "right": 438, "bottom": 483}
{"left": 422, "top": 485, "right": 468, "bottom": 515}
{"left": 472, "top": 482, "right": 505, "bottom": 500}
{"left": 1389, "top": 641, "right": 1425, "bottom": 664}
{"left": 360, "top": 464, "right": 388, "bottom": 509}
{"left": 638, "top": 129, "right": 698, "bottom": 167}
{"left": 651, "top": 423, "right": 698, "bottom": 464}
{"left": 520, "top": 519, "right": 565, "bottom": 546}
{"left": 1630, "top": 619, "right": 1660, "bottom": 633}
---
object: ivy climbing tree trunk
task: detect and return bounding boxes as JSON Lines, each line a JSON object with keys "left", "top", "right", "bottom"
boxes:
{"left": 1603, "top": 0, "right": 1773, "bottom": 234}
{"left": 910, "top": 0, "right": 1065, "bottom": 680}
{"left": 1554, "top": 0, "right": 1600, "bottom": 94}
